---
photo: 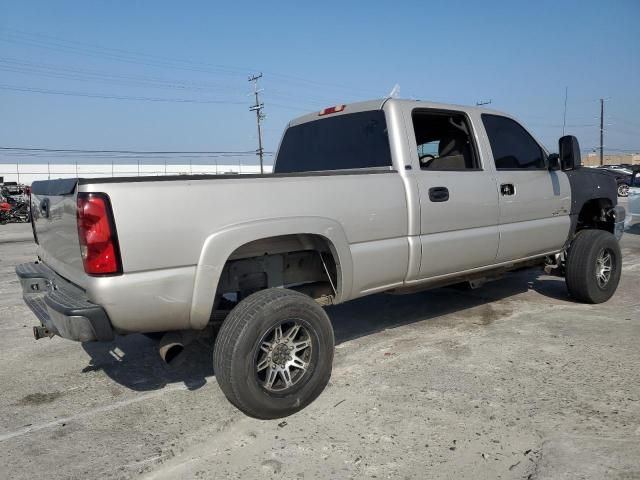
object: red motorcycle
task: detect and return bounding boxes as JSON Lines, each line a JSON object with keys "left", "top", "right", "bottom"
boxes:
{"left": 0, "top": 201, "right": 12, "bottom": 224}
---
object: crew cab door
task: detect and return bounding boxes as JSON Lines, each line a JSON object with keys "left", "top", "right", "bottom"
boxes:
{"left": 481, "top": 114, "right": 571, "bottom": 262}
{"left": 409, "top": 109, "right": 500, "bottom": 278}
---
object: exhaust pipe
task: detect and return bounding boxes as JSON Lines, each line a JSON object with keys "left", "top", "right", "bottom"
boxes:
{"left": 33, "top": 325, "right": 54, "bottom": 340}
{"left": 158, "top": 330, "right": 202, "bottom": 365}
{"left": 159, "top": 332, "right": 186, "bottom": 365}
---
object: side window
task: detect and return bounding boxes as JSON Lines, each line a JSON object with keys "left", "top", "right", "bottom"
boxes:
{"left": 482, "top": 114, "right": 546, "bottom": 170}
{"left": 412, "top": 111, "right": 479, "bottom": 170}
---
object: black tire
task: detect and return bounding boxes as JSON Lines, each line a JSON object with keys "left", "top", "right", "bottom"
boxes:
{"left": 213, "top": 288, "right": 334, "bottom": 419}
{"left": 565, "top": 229, "right": 622, "bottom": 303}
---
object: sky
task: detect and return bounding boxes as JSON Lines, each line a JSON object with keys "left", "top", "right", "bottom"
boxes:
{"left": 1, "top": 0, "right": 639, "bottom": 168}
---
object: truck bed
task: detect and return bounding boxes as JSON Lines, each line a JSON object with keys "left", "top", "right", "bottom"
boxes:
{"left": 31, "top": 169, "right": 409, "bottom": 333}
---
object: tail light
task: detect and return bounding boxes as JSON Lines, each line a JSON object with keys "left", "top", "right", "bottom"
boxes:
{"left": 319, "top": 104, "right": 346, "bottom": 116}
{"left": 76, "top": 193, "right": 122, "bottom": 275}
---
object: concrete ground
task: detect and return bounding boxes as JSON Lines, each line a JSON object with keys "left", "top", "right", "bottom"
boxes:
{"left": 1, "top": 207, "right": 639, "bottom": 480}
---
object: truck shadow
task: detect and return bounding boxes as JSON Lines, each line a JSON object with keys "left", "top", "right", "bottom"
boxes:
{"left": 329, "top": 269, "right": 573, "bottom": 343}
{"left": 80, "top": 269, "right": 568, "bottom": 392}
{"left": 625, "top": 223, "right": 640, "bottom": 235}
{"left": 81, "top": 334, "right": 213, "bottom": 392}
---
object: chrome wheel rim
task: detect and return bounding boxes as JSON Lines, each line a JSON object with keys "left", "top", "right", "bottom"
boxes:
{"left": 255, "top": 321, "right": 312, "bottom": 392}
{"left": 618, "top": 184, "right": 629, "bottom": 196}
{"left": 595, "top": 248, "right": 613, "bottom": 288}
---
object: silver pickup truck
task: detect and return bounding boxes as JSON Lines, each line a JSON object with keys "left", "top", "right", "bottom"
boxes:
{"left": 17, "top": 98, "right": 625, "bottom": 419}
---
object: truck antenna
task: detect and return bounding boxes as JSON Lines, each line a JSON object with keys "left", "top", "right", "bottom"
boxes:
{"left": 387, "top": 84, "right": 401, "bottom": 99}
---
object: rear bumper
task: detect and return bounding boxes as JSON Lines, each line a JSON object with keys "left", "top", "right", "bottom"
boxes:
{"left": 16, "top": 262, "right": 114, "bottom": 342}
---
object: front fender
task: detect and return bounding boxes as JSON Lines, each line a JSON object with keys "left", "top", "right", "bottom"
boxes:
{"left": 189, "top": 216, "right": 353, "bottom": 329}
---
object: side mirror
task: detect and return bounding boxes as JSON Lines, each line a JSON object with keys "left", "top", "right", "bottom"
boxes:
{"left": 559, "top": 135, "right": 581, "bottom": 171}
{"left": 547, "top": 153, "right": 560, "bottom": 171}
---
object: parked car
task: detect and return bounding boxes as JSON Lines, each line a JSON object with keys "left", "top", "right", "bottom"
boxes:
{"left": 16, "top": 99, "right": 625, "bottom": 419}
{"left": 1, "top": 182, "right": 24, "bottom": 197}
{"left": 596, "top": 164, "right": 639, "bottom": 176}
{"left": 598, "top": 164, "right": 640, "bottom": 173}
{"left": 594, "top": 168, "right": 633, "bottom": 197}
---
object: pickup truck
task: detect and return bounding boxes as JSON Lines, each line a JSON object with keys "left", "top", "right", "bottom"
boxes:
{"left": 17, "top": 98, "right": 626, "bottom": 419}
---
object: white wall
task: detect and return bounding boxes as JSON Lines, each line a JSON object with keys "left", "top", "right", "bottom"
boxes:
{"left": 0, "top": 163, "right": 274, "bottom": 185}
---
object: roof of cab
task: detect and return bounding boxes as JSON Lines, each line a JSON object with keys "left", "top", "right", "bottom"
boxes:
{"left": 287, "top": 98, "right": 509, "bottom": 127}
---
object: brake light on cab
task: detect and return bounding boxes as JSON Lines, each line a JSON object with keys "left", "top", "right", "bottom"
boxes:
{"left": 319, "top": 104, "right": 346, "bottom": 116}
{"left": 76, "top": 193, "right": 122, "bottom": 275}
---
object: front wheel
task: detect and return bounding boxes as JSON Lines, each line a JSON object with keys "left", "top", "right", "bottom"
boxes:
{"left": 565, "top": 229, "right": 622, "bottom": 303}
{"left": 213, "top": 288, "right": 334, "bottom": 419}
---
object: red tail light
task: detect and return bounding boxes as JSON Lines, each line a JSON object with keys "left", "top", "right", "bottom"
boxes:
{"left": 77, "top": 193, "right": 122, "bottom": 275}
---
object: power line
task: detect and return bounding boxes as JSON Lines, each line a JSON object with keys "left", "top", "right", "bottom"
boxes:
{"left": 0, "top": 28, "right": 379, "bottom": 97}
{"left": 0, "top": 82, "right": 324, "bottom": 114}
{"left": 0, "top": 37, "right": 248, "bottom": 78}
{"left": 0, "top": 60, "right": 334, "bottom": 110}
{"left": 0, "top": 57, "right": 339, "bottom": 110}
{"left": 0, "top": 146, "right": 269, "bottom": 154}
{"left": 0, "top": 57, "right": 244, "bottom": 92}
{"left": 0, "top": 84, "right": 246, "bottom": 104}
{"left": 1, "top": 27, "right": 252, "bottom": 75}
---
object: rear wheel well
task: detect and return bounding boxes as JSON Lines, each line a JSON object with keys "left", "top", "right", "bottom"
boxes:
{"left": 576, "top": 198, "right": 615, "bottom": 234}
{"left": 211, "top": 234, "right": 340, "bottom": 319}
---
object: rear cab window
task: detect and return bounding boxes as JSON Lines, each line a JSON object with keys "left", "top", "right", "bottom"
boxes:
{"left": 274, "top": 111, "right": 392, "bottom": 173}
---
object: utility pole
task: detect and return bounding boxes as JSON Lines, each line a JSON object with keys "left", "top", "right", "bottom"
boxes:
{"left": 562, "top": 86, "right": 568, "bottom": 136}
{"left": 599, "top": 98, "right": 604, "bottom": 166}
{"left": 248, "top": 73, "right": 265, "bottom": 174}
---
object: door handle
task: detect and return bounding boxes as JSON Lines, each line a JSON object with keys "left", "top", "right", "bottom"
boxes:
{"left": 500, "top": 183, "right": 515, "bottom": 196}
{"left": 428, "top": 186, "right": 449, "bottom": 202}
{"left": 39, "top": 198, "right": 50, "bottom": 218}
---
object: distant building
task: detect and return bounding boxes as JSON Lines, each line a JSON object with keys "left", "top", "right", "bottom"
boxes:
{"left": 581, "top": 153, "right": 640, "bottom": 167}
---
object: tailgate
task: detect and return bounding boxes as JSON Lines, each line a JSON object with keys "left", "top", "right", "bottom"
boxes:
{"left": 31, "top": 179, "right": 86, "bottom": 285}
